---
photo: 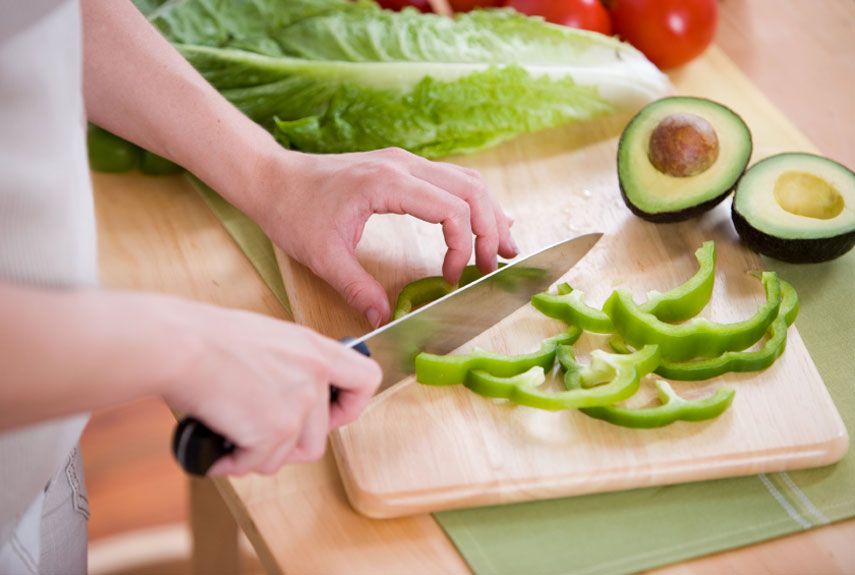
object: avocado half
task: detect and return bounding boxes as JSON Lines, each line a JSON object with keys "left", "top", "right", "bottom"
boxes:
{"left": 732, "top": 152, "right": 855, "bottom": 263}
{"left": 618, "top": 97, "right": 752, "bottom": 222}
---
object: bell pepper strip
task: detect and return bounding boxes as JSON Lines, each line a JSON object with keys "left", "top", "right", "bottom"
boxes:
{"left": 531, "top": 283, "right": 614, "bottom": 333}
{"left": 463, "top": 344, "right": 660, "bottom": 411}
{"left": 87, "top": 125, "right": 140, "bottom": 173}
{"left": 602, "top": 271, "right": 782, "bottom": 362}
{"left": 140, "top": 151, "right": 184, "bottom": 176}
{"left": 415, "top": 329, "right": 581, "bottom": 387}
{"left": 639, "top": 241, "right": 716, "bottom": 322}
{"left": 392, "top": 264, "right": 505, "bottom": 320}
{"left": 608, "top": 279, "right": 799, "bottom": 381}
{"left": 529, "top": 241, "right": 715, "bottom": 333}
{"left": 393, "top": 276, "right": 456, "bottom": 321}
{"left": 567, "top": 376, "right": 735, "bottom": 428}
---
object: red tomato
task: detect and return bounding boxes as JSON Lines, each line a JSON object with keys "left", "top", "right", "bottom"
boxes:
{"left": 376, "top": 0, "right": 433, "bottom": 12}
{"left": 504, "top": 0, "right": 613, "bottom": 35}
{"left": 608, "top": 0, "right": 717, "bottom": 69}
{"left": 449, "top": 0, "right": 504, "bottom": 12}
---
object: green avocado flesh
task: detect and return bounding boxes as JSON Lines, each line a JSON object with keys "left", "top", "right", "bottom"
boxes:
{"left": 732, "top": 152, "right": 855, "bottom": 263}
{"left": 618, "top": 97, "right": 752, "bottom": 222}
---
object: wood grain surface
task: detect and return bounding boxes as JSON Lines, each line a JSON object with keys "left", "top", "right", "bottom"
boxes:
{"left": 85, "top": 0, "right": 855, "bottom": 572}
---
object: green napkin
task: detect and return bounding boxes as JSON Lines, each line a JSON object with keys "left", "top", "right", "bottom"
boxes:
{"left": 192, "top": 180, "right": 854, "bottom": 574}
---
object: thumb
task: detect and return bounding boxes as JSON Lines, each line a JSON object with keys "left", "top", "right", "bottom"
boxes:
{"left": 316, "top": 250, "right": 390, "bottom": 328}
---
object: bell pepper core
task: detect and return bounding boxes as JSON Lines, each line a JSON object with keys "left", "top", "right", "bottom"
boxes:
{"left": 567, "top": 374, "right": 735, "bottom": 428}
{"left": 609, "top": 279, "right": 799, "bottom": 381}
{"left": 414, "top": 329, "right": 581, "bottom": 387}
{"left": 603, "top": 271, "right": 782, "bottom": 362}
{"left": 462, "top": 344, "right": 659, "bottom": 410}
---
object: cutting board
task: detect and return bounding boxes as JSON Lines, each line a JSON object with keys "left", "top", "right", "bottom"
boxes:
{"left": 274, "top": 48, "right": 848, "bottom": 518}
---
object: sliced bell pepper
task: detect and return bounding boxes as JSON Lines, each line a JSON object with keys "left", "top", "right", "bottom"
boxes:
{"left": 530, "top": 241, "right": 716, "bottom": 332}
{"left": 87, "top": 125, "right": 140, "bottom": 173}
{"left": 415, "top": 329, "right": 581, "bottom": 387}
{"left": 639, "top": 240, "right": 716, "bottom": 322}
{"left": 531, "top": 283, "right": 614, "bottom": 333}
{"left": 392, "top": 264, "right": 503, "bottom": 320}
{"left": 567, "top": 376, "right": 735, "bottom": 429}
{"left": 464, "top": 344, "right": 660, "bottom": 410}
{"left": 603, "top": 271, "right": 782, "bottom": 362}
{"left": 609, "top": 278, "right": 799, "bottom": 381}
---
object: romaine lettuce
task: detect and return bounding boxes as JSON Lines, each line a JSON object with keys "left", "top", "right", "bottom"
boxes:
{"left": 145, "top": 0, "right": 670, "bottom": 158}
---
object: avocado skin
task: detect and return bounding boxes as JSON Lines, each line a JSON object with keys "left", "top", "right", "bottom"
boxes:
{"left": 618, "top": 179, "right": 733, "bottom": 223}
{"left": 732, "top": 205, "right": 855, "bottom": 263}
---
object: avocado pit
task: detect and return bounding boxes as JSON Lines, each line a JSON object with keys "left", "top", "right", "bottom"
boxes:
{"left": 647, "top": 113, "right": 719, "bottom": 178}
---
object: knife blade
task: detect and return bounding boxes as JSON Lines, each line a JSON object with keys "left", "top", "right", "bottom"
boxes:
{"left": 361, "top": 232, "right": 602, "bottom": 394}
{"left": 173, "top": 232, "right": 602, "bottom": 475}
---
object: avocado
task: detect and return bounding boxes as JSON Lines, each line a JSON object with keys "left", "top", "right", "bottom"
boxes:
{"left": 732, "top": 152, "right": 855, "bottom": 263}
{"left": 617, "top": 97, "right": 752, "bottom": 222}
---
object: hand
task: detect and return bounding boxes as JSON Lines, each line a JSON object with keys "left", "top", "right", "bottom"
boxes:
{"left": 247, "top": 147, "right": 518, "bottom": 328}
{"left": 154, "top": 296, "right": 381, "bottom": 476}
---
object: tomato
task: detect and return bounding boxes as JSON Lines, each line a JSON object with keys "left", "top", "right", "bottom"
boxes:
{"left": 607, "top": 0, "right": 717, "bottom": 70}
{"left": 449, "top": 0, "right": 504, "bottom": 12}
{"left": 376, "top": 0, "right": 433, "bottom": 12}
{"left": 504, "top": 0, "right": 613, "bottom": 35}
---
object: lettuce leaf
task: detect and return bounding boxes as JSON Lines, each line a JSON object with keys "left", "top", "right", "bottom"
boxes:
{"left": 146, "top": 0, "right": 669, "bottom": 158}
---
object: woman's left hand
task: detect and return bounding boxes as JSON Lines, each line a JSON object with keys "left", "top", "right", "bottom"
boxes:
{"left": 247, "top": 147, "right": 518, "bottom": 328}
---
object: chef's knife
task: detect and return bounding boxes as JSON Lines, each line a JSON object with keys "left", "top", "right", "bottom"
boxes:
{"left": 173, "top": 232, "right": 602, "bottom": 475}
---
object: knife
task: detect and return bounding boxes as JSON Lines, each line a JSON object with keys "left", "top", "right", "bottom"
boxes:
{"left": 172, "top": 232, "right": 602, "bottom": 476}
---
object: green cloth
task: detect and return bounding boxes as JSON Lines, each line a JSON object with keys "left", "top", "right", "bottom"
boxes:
{"left": 191, "top": 179, "right": 854, "bottom": 574}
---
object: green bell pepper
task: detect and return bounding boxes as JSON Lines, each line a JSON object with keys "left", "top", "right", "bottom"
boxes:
{"left": 567, "top": 376, "right": 735, "bottom": 429}
{"left": 415, "top": 329, "right": 581, "bottom": 387}
{"left": 531, "top": 283, "right": 614, "bottom": 333}
{"left": 639, "top": 240, "right": 716, "bottom": 322}
{"left": 465, "top": 344, "right": 660, "bottom": 410}
{"left": 392, "top": 264, "right": 502, "bottom": 320}
{"left": 87, "top": 125, "right": 140, "bottom": 173}
{"left": 140, "top": 151, "right": 184, "bottom": 175}
{"left": 530, "top": 241, "right": 716, "bottom": 333}
{"left": 609, "top": 279, "right": 799, "bottom": 381}
{"left": 602, "top": 271, "right": 782, "bottom": 362}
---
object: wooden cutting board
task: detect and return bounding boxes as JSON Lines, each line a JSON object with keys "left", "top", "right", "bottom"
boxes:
{"left": 274, "top": 48, "right": 848, "bottom": 518}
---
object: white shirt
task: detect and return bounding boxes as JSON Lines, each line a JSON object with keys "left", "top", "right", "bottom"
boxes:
{"left": 0, "top": 0, "right": 95, "bottom": 553}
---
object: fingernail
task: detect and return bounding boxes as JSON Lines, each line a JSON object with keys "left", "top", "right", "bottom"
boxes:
{"left": 366, "top": 308, "right": 382, "bottom": 328}
{"left": 510, "top": 237, "right": 520, "bottom": 256}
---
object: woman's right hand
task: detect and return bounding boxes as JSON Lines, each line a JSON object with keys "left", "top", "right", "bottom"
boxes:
{"left": 151, "top": 296, "right": 381, "bottom": 476}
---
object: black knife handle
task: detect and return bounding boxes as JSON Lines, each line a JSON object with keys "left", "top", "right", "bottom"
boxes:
{"left": 171, "top": 336, "right": 370, "bottom": 476}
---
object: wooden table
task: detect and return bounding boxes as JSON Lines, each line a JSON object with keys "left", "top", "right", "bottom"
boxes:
{"left": 94, "top": 1, "right": 855, "bottom": 573}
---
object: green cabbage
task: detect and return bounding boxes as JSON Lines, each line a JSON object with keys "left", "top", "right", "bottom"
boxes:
{"left": 144, "top": 0, "right": 669, "bottom": 158}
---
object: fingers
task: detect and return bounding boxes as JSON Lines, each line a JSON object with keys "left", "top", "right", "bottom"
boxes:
{"left": 313, "top": 249, "right": 390, "bottom": 328}
{"left": 492, "top": 203, "right": 518, "bottom": 259}
{"left": 288, "top": 383, "right": 330, "bottom": 464}
{"left": 208, "top": 421, "right": 301, "bottom": 477}
{"left": 394, "top": 151, "right": 518, "bottom": 268}
{"left": 314, "top": 336, "right": 382, "bottom": 430}
{"left": 374, "top": 177, "right": 473, "bottom": 284}
{"left": 408, "top": 162, "right": 501, "bottom": 274}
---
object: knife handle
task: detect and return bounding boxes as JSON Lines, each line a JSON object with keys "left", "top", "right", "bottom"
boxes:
{"left": 171, "top": 337, "right": 370, "bottom": 476}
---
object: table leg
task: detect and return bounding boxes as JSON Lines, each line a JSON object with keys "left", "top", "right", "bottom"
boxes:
{"left": 189, "top": 477, "right": 240, "bottom": 575}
